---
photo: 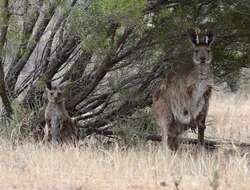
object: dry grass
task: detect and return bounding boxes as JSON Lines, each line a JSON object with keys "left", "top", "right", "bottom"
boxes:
{"left": 0, "top": 92, "right": 250, "bottom": 190}
{"left": 208, "top": 92, "right": 250, "bottom": 142}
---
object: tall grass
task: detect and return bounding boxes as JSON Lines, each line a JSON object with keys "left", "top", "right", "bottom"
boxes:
{"left": 0, "top": 142, "right": 249, "bottom": 190}
{"left": 0, "top": 102, "right": 26, "bottom": 141}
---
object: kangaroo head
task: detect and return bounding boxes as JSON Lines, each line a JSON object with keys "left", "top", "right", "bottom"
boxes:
{"left": 189, "top": 29, "right": 214, "bottom": 68}
{"left": 46, "top": 82, "right": 64, "bottom": 104}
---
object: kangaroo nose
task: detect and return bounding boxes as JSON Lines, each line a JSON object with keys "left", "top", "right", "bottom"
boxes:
{"left": 200, "top": 57, "right": 205, "bottom": 62}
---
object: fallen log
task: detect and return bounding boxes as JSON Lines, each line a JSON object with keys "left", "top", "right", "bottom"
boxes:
{"left": 145, "top": 134, "right": 250, "bottom": 150}
{"left": 83, "top": 126, "right": 250, "bottom": 150}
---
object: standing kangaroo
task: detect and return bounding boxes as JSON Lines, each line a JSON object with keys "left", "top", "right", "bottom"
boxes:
{"left": 152, "top": 30, "right": 214, "bottom": 150}
{"left": 44, "top": 83, "right": 79, "bottom": 145}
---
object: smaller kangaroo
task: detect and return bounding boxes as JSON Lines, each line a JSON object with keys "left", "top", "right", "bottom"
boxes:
{"left": 44, "top": 83, "right": 79, "bottom": 145}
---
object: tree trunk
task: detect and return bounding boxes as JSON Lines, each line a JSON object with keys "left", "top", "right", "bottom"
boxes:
{"left": 0, "top": 0, "right": 12, "bottom": 117}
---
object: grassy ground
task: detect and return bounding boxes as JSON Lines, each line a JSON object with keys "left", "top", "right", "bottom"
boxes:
{"left": 0, "top": 92, "right": 249, "bottom": 190}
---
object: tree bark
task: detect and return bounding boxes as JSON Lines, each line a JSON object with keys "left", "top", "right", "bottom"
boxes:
{"left": 5, "top": 1, "right": 55, "bottom": 99}
{"left": 0, "top": 0, "right": 12, "bottom": 117}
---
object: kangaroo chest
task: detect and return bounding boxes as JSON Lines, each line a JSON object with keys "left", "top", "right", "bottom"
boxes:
{"left": 170, "top": 79, "right": 210, "bottom": 125}
{"left": 45, "top": 104, "right": 69, "bottom": 119}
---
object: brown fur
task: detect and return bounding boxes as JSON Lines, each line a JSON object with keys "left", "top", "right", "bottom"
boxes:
{"left": 152, "top": 30, "right": 214, "bottom": 150}
{"left": 44, "top": 86, "right": 79, "bottom": 145}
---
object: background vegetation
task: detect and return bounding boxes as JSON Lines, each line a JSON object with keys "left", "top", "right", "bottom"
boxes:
{"left": 0, "top": 0, "right": 250, "bottom": 142}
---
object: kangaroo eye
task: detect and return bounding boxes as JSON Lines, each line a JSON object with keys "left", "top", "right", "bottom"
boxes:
{"left": 207, "top": 50, "right": 210, "bottom": 53}
{"left": 195, "top": 50, "right": 198, "bottom": 53}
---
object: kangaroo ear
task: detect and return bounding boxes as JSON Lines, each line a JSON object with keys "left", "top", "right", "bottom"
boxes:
{"left": 46, "top": 81, "right": 52, "bottom": 91}
{"left": 188, "top": 28, "right": 199, "bottom": 46}
{"left": 205, "top": 31, "right": 214, "bottom": 46}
